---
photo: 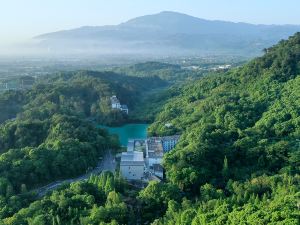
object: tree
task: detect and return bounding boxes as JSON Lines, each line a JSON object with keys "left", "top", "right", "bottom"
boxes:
{"left": 222, "top": 156, "right": 229, "bottom": 181}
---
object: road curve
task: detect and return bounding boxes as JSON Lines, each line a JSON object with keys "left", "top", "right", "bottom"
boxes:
{"left": 36, "top": 151, "right": 116, "bottom": 197}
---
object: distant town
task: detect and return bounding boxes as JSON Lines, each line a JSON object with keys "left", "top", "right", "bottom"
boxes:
{"left": 0, "top": 76, "right": 36, "bottom": 92}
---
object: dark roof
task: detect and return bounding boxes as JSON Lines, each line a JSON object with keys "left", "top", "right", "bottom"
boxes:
{"left": 153, "top": 164, "right": 164, "bottom": 172}
{"left": 110, "top": 96, "right": 120, "bottom": 104}
{"left": 121, "top": 105, "right": 128, "bottom": 110}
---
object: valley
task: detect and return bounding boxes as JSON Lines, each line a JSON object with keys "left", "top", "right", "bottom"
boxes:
{"left": 0, "top": 32, "right": 299, "bottom": 225}
{"left": 2, "top": 0, "right": 300, "bottom": 223}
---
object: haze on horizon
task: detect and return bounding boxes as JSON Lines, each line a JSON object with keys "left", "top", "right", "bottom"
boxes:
{"left": 1, "top": 0, "right": 300, "bottom": 57}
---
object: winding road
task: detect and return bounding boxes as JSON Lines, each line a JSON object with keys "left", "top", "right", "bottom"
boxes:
{"left": 36, "top": 151, "right": 116, "bottom": 197}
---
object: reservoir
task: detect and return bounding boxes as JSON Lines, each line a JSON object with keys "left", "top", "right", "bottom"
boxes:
{"left": 99, "top": 123, "right": 149, "bottom": 146}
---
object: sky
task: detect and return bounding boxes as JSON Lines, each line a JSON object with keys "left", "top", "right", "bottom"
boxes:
{"left": 1, "top": 0, "right": 300, "bottom": 45}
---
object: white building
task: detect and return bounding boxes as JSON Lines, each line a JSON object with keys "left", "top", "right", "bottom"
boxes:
{"left": 111, "top": 95, "right": 121, "bottom": 109}
{"left": 120, "top": 151, "right": 144, "bottom": 180}
{"left": 110, "top": 96, "right": 129, "bottom": 114}
{"left": 120, "top": 135, "right": 180, "bottom": 181}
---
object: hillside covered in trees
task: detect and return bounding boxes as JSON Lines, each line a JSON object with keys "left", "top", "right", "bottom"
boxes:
{"left": 146, "top": 33, "right": 300, "bottom": 224}
{"left": 149, "top": 33, "right": 300, "bottom": 191}
{"left": 0, "top": 71, "right": 166, "bottom": 221}
{"left": 3, "top": 172, "right": 133, "bottom": 224}
{"left": 114, "top": 61, "right": 202, "bottom": 83}
{"left": 0, "top": 70, "right": 166, "bottom": 125}
{"left": 0, "top": 33, "right": 299, "bottom": 224}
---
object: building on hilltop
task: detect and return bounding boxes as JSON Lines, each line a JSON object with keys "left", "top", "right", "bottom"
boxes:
{"left": 111, "top": 95, "right": 121, "bottom": 109}
{"left": 110, "top": 95, "right": 129, "bottom": 114}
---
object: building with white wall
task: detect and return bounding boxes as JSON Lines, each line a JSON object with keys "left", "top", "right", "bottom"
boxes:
{"left": 111, "top": 95, "right": 121, "bottom": 109}
{"left": 110, "top": 96, "right": 129, "bottom": 114}
{"left": 120, "top": 135, "right": 180, "bottom": 181}
{"left": 120, "top": 151, "right": 144, "bottom": 180}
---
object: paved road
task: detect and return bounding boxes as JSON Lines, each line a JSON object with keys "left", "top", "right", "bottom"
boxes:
{"left": 36, "top": 151, "right": 116, "bottom": 197}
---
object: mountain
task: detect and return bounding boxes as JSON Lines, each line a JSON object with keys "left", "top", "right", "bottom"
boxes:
{"left": 35, "top": 11, "right": 300, "bottom": 56}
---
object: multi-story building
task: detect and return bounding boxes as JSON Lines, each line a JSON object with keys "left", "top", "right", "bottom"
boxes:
{"left": 110, "top": 95, "right": 121, "bottom": 109}
{"left": 161, "top": 135, "right": 180, "bottom": 152}
{"left": 110, "top": 96, "right": 129, "bottom": 114}
{"left": 146, "top": 137, "right": 164, "bottom": 169}
{"left": 120, "top": 151, "right": 144, "bottom": 180}
{"left": 120, "top": 135, "right": 180, "bottom": 181}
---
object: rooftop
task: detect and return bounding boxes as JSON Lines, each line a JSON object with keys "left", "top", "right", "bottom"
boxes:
{"left": 161, "top": 135, "right": 181, "bottom": 141}
{"left": 127, "top": 139, "right": 135, "bottom": 152}
{"left": 120, "top": 104, "right": 128, "bottom": 110}
{"left": 120, "top": 151, "right": 144, "bottom": 166}
{"left": 110, "top": 95, "right": 120, "bottom": 104}
{"left": 147, "top": 137, "right": 164, "bottom": 158}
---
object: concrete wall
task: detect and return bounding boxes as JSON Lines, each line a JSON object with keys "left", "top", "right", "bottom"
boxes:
{"left": 154, "top": 171, "right": 164, "bottom": 179}
{"left": 112, "top": 103, "right": 121, "bottom": 109}
{"left": 120, "top": 164, "right": 144, "bottom": 180}
{"left": 148, "top": 157, "right": 162, "bottom": 168}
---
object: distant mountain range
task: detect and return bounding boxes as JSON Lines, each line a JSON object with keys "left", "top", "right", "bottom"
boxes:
{"left": 34, "top": 11, "right": 300, "bottom": 57}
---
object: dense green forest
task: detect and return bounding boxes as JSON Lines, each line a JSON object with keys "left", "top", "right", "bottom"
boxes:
{"left": 114, "top": 62, "right": 213, "bottom": 122}
{"left": 2, "top": 172, "right": 131, "bottom": 224}
{"left": 152, "top": 174, "right": 300, "bottom": 225}
{"left": 0, "top": 71, "right": 166, "bottom": 125}
{"left": 2, "top": 171, "right": 182, "bottom": 225}
{"left": 2, "top": 173, "right": 298, "bottom": 224}
{"left": 149, "top": 33, "right": 300, "bottom": 191}
{"left": 0, "top": 114, "right": 119, "bottom": 219}
{"left": 113, "top": 61, "right": 206, "bottom": 83}
{"left": 0, "top": 71, "right": 166, "bottom": 220}
{"left": 147, "top": 33, "right": 300, "bottom": 224}
{"left": 0, "top": 33, "right": 299, "bottom": 224}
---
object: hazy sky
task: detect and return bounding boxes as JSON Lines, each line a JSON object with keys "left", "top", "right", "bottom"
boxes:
{"left": 1, "top": 0, "right": 300, "bottom": 45}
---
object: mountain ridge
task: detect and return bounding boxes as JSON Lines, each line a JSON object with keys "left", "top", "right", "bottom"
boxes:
{"left": 37, "top": 11, "right": 300, "bottom": 38}
{"left": 34, "top": 11, "right": 300, "bottom": 56}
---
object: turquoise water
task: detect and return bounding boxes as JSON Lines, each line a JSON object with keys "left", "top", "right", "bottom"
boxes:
{"left": 99, "top": 124, "right": 149, "bottom": 146}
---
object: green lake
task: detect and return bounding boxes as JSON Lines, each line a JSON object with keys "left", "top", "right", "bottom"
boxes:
{"left": 99, "top": 124, "right": 149, "bottom": 146}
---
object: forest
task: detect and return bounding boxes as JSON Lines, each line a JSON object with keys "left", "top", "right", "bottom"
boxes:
{"left": 148, "top": 33, "right": 300, "bottom": 192}
{"left": 113, "top": 61, "right": 213, "bottom": 84}
{"left": 0, "top": 70, "right": 166, "bottom": 221}
{"left": 0, "top": 33, "right": 299, "bottom": 224}
{"left": 0, "top": 70, "right": 166, "bottom": 125}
